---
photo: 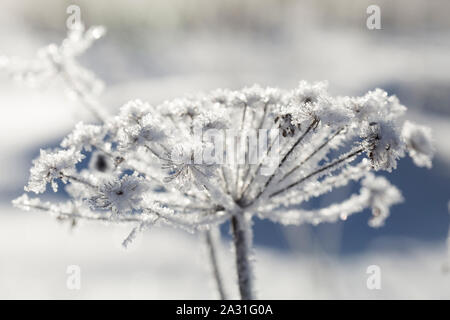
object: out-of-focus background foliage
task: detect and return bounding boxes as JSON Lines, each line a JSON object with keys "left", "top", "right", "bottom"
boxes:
{"left": 0, "top": 0, "right": 449, "bottom": 298}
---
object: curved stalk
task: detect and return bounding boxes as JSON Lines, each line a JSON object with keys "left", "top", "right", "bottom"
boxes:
{"left": 204, "top": 229, "right": 227, "bottom": 300}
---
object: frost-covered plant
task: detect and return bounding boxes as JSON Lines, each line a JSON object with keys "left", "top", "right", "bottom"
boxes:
{"left": 5, "top": 25, "right": 434, "bottom": 300}
{"left": 0, "top": 23, "right": 107, "bottom": 121}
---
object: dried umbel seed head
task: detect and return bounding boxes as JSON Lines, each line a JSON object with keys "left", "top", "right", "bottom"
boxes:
{"left": 16, "top": 79, "right": 431, "bottom": 232}
{"left": 362, "top": 120, "right": 404, "bottom": 172}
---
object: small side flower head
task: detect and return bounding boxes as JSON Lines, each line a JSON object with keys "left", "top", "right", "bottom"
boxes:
{"left": 402, "top": 120, "right": 434, "bottom": 168}
{"left": 25, "top": 148, "right": 85, "bottom": 193}
{"left": 61, "top": 122, "right": 104, "bottom": 152}
{"left": 89, "top": 173, "right": 149, "bottom": 214}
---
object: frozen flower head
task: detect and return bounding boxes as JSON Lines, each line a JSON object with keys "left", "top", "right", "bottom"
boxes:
{"left": 402, "top": 121, "right": 434, "bottom": 168}
{"left": 363, "top": 120, "right": 405, "bottom": 171}
{"left": 240, "top": 85, "right": 268, "bottom": 109}
{"left": 115, "top": 101, "right": 166, "bottom": 151}
{"left": 293, "top": 80, "right": 329, "bottom": 106}
{"left": 361, "top": 174, "right": 403, "bottom": 227}
{"left": 90, "top": 174, "right": 148, "bottom": 214}
{"left": 25, "top": 148, "right": 85, "bottom": 193}
{"left": 118, "top": 119, "right": 166, "bottom": 151}
{"left": 170, "top": 97, "right": 201, "bottom": 119}
{"left": 275, "top": 81, "right": 351, "bottom": 135}
{"left": 15, "top": 81, "right": 431, "bottom": 228}
{"left": 61, "top": 122, "right": 104, "bottom": 152}
{"left": 193, "top": 109, "right": 229, "bottom": 131}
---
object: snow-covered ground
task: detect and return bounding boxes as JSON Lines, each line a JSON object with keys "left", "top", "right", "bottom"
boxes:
{"left": 0, "top": 0, "right": 449, "bottom": 299}
{"left": 1, "top": 207, "right": 448, "bottom": 299}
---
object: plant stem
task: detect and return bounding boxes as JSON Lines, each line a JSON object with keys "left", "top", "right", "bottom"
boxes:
{"left": 268, "top": 147, "right": 364, "bottom": 198}
{"left": 230, "top": 214, "right": 254, "bottom": 300}
{"left": 204, "top": 229, "right": 227, "bottom": 300}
